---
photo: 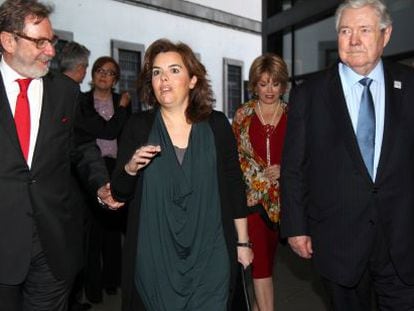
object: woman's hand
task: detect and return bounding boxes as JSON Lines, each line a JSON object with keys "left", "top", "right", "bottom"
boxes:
{"left": 237, "top": 245, "right": 254, "bottom": 269}
{"left": 124, "top": 145, "right": 161, "bottom": 175}
{"left": 119, "top": 91, "right": 131, "bottom": 108}
{"left": 264, "top": 164, "right": 280, "bottom": 183}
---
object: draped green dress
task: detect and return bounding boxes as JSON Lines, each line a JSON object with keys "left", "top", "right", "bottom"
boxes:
{"left": 135, "top": 111, "right": 229, "bottom": 310}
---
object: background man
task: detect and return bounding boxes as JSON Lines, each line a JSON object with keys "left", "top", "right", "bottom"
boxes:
{"left": 281, "top": 0, "right": 414, "bottom": 310}
{"left": 0, "top": 1, "right": 121, "bottom": 310}
{"left": 59, "top": 40, "right": 92, "bottom": 311}
{"left": 59, "top": 41, "right": 90, "bottom": 84}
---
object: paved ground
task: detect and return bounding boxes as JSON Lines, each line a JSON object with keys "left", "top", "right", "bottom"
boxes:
{"left": 86, "top": 243, "right": 330, "bottom": 311}
{"left": 274, "top": 243, "right": 329, "bottom": 310}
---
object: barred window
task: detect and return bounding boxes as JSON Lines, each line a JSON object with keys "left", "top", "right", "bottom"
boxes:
{"left": 223, "top": 58, "right": 244, "bottom": 119}
{"left": 112, "top": 40, "right": 145, "bottom": 112}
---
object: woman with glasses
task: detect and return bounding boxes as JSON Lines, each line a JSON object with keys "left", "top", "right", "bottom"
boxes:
{"left": 76, "top": 56, "right": 131, "bottom": 304}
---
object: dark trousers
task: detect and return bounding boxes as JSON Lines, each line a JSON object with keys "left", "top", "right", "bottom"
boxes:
{"left": 68, "top": 196, "right": 89, "bottom": 310}
{"left": 323, "top": 223, "right": 414, "bottom": 311}
{"left": 68, "top": 271, "right": 84, "bottom": 309}
{"left": 0, "top": 227, "right": 70, "bottom": 311}
{"left": 84, "top": 157, "right": 124, "bottom": 302}
{"left": 84, "top": 214, "right": 123, "bottom": 302}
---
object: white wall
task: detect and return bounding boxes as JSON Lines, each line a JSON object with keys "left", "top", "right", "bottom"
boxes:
{"left": 186, "top": 0, "right": 261, "bottom": 21}
{"left": 46, "top": 0, "right": 261, "bottom": 111}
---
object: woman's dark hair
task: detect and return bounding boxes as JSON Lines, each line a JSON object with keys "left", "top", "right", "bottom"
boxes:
{"left": 138, "top": 38, "right": 214, "bottom": 123}
{"left": 91, "top": 56, "right": 120, "bottom": 82}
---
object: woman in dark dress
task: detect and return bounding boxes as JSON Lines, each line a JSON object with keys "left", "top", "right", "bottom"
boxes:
{"left": 76, "top": 56, "right": 131, "bottom": 303}
{"left": 232, "top": 53, "right": 289, "bottom": 311}
{"left": 111, "top": 39, "right": 253, "bottom": 311}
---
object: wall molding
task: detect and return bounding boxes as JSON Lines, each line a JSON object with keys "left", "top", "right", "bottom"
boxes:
{"left": 266, "top": 0, "right": 341, "bottom": 34}
{"left": 114, "top": 0, "right": 261, "bottom": 34}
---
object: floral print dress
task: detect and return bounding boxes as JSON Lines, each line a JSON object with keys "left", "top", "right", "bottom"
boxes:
{"left": 232, "top": 99, "right": 287, "bottom": 225}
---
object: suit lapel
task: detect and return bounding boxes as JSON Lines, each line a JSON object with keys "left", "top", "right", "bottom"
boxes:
{"left": 31, "top": 74, "right": 58, "bottom": 167}
{"left": 375, "top": 63, "right": 401, "bottom": 183}
{"left": 0, "top": 73, "right": 26, "bottom": 158}
{"left": 325, "top": 66, "right": 373, "bottom": 183}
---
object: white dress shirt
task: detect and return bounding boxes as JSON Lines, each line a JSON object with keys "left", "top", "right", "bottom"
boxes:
{"left": 338, "top": 61, "right": 385, "bottom": 181}
{"left": 0, "top": 57, "right": 44, "bottom": 168}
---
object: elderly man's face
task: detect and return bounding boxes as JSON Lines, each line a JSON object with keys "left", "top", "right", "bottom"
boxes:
{"left": 337, "top": 5, "right": 392, "bottom": 76}
{"left": 7, "top": 16, "right": 56, "bottom": 78}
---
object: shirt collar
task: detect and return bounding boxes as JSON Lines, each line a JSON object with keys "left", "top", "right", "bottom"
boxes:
{"left": 339, "top": 60, "right": 384, "bottom": 92}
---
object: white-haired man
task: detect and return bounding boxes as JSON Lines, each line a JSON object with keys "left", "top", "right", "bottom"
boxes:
{"left": 281, "top": 0, "right": 414, "bottom": 309}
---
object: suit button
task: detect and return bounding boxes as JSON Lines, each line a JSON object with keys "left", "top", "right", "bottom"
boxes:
{"left": 29, "top": 179, "right": 36, "bottom": 184}
{"left": 372, "top": 187, "right": 378, "bottom": 194}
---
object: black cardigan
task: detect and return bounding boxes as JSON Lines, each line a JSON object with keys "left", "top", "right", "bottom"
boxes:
{"left": 75, "top": 90, "right": 130, "bottom": 142}
{"left": 111, "top": 109, "right": 248, "bottom": 311}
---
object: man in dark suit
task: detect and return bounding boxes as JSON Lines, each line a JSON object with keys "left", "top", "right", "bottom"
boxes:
{"left": 0, "top": 1, "right": 122, "bottom": 310}
{"left": 59, "top": 41, "right": 93, "bottom": 311}
{"left": 281, "top": 0, "right": 414, "bottom": 310}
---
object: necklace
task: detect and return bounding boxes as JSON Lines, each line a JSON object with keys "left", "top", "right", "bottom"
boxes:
{"left": 256, "top": 100, "right": 281, "bottom": 166}
{"left": 257, "top": 100, "right": 279, "bottom": 126}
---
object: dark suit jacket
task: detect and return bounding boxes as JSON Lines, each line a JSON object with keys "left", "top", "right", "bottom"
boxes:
{"left": 111, "top": 109, "right": 248, "bottom": 311}
{"left": 280, "top": 61, "right": 414, "bottom": 287}
{"left": 0, "top": 72, "right": 108, "bottom": 285}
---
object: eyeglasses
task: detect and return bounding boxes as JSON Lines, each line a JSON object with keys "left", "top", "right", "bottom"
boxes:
{"left": 14, "top": 32, "right": 59, "bottom": 49}
{"left": 95, "top": 68, "right": 117, "bottom": 77}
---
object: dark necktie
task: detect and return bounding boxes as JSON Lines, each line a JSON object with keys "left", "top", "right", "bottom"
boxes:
{"left": 15, "top": 78, "right": 32, "bottom": 161}
{"left": 356, "top": 77, "right": 375, "bottom": 179}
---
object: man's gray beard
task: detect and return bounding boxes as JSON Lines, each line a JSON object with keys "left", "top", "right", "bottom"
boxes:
{"left": 27, "top": 65, "right": 50, "bottom": 79}
{"left": 12, "top": 59, "right": 51, "bottom": 79}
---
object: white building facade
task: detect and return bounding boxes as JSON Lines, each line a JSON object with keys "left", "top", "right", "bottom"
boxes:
{"left": 44, "top": 0, "right": 262, "bottom": 115}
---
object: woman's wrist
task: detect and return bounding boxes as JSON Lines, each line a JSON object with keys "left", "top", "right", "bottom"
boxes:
{"left": 124, "top": 163, "right": 137, "bottom": 176}
{"left": 237, "top": 241, "right": 253, "bottom": 248}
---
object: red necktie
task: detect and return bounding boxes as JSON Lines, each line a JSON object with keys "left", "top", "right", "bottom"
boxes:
{"left": 15, "top": 78, "right": 32, "bottom": 161}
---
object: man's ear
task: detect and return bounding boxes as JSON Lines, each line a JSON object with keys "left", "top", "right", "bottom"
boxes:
{"left": 382, "top": 25, "right": 392, "bottom": 48}
{"left": 75, "top": 64, "right": 84, "bottom": 73}
{"left": 0, "top": 31, "right": 17, "bottom": 53}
